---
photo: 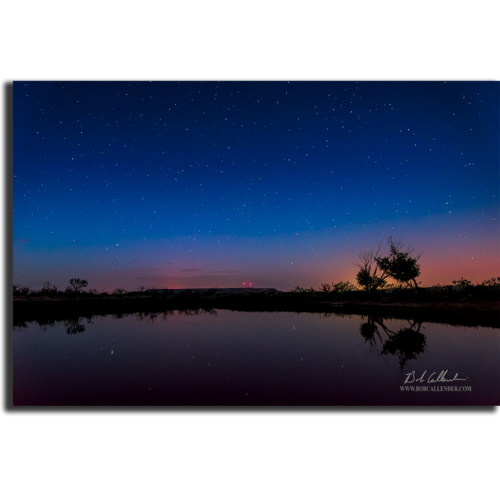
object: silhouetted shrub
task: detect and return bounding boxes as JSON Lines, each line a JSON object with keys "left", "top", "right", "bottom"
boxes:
{"left": 481, "top": 277, "right": 500, "bottom": 288}
{"left": 452, "top": 278, "right": 473, "bottom": 292}
{"left": 331, "top": 281, "right": 358, "bottom": 293}
{"left": 41, "top": 281, "right": 58, "bottom": 295}
{"left": 67, "top": 278, "right": 88, "bottom": 293}
{"left": 14, "top": 285, "right": 32, "bottom": 297}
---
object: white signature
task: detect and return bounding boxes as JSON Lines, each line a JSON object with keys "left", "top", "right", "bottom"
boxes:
{"left": 404, "top": 370, "right": 467, "bottom": 384}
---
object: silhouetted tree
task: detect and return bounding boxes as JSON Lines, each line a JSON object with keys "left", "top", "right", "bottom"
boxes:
{"left": 67, "top": 278, "right": 88, "bottom": 293}
{"left": 41, "top": 281, "right": 58, "bottom": 295}
{"left": 353, "top": 248, "right": 387, "bottom": 293}
{"left": 375, "top": 237, "right": 422, "bottom": 289}
{"left": 481, "top": 277, "right": 500, "bottom": 288}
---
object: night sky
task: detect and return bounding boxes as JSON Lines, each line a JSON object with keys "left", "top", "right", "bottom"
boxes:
{"left": 13, "top": 81, "right": 499, "bottom": 291}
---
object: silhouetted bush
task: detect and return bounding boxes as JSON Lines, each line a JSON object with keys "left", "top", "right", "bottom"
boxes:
{"left": 331, "top": 281, "right": 358, "bottom": 293}
{"left": 13, "top": 285, "right": 32, "bottom": 297}
{"left": 452, "top": 278, "right": 472, "bottom": 292}
{"left": 41, "top": 281, "right": 58, "bottom": 296}
{"left": 480, "top": 277, "right": 500, "bottom": 288}
{"left": 67, "top": 278, "right": 88, "bottom": 293}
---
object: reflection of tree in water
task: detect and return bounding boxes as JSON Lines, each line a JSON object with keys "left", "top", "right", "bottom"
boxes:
{"left": 143, "top": 312, "right": 159, "bottom": 323}
{"left": 64, "top": 319, "right": 86, "bottom": 335}
{"left": 182, "top": 309, "right": 199, "bottom": 316}
{"left": 359, "top": 320, "right": 382, "bottom": 346}
{"left": 19, "top": 307, "right": 219, "bottom": 332}
{"left": 381, "top": 327, "right": 426, "bottom": 370}
{"left": 134, "top": 312, "right": 147, "bottom": 322}
{"left": 134, "top": 311, "right": 173, "bottom": 323}
{"left": 13, "top": 322, "right": 29, "bottom": 331}
{"left": 34, "top": 318, "right": 59, "bottom": 332}
{"left": 359, "top": 316, "right": 426, "bottom": 370}
{"left": 133, "top": 311, "right": 155, "bottom": 322}
{"left": 180, "top": 308, "right": 217, "bottom": 317}
{"left": 133, "top": 308, "right": 217, "bottom": 324}
{"left": 113, "top": 312, "right": 127, "bottom": 320}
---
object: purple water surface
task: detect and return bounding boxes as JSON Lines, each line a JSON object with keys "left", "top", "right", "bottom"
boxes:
{"left": 13, "top": 310, "right": 500, "bottom": 406}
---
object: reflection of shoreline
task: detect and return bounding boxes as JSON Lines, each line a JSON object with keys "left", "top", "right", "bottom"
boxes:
{"left": 13, "top": 308, "right": 219, "bottom": 333}
{"left": 13, "top": 295, "right": 500, "bottom": 312}
{"left": 14, "top": 296, "right": 500, "bottom": 329}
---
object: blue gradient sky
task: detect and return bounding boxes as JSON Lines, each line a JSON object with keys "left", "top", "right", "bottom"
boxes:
{"left": 13, "top": 81, "right": 499, "bottom": 291}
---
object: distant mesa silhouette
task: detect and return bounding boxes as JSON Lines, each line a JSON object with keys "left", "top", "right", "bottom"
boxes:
{"left": 148, "top": 287, "right": 278, "bottom": 295}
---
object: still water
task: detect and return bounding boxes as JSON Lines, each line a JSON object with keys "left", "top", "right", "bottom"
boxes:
{"left": 13, "top": 310, "right": 500, "bottom": 406}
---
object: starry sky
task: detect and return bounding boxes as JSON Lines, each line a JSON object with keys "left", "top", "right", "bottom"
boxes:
{"left": 13, "top": 81, "right": 499, "bottom": 291}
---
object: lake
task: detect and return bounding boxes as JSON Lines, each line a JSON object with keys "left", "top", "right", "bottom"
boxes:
{"left": 13, "top": 309, "right": 500, "bottom": 406}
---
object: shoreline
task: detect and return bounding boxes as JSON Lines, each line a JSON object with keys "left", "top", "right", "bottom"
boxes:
{"left": 13, "top": 294, "right": 500, "bottom": 329}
